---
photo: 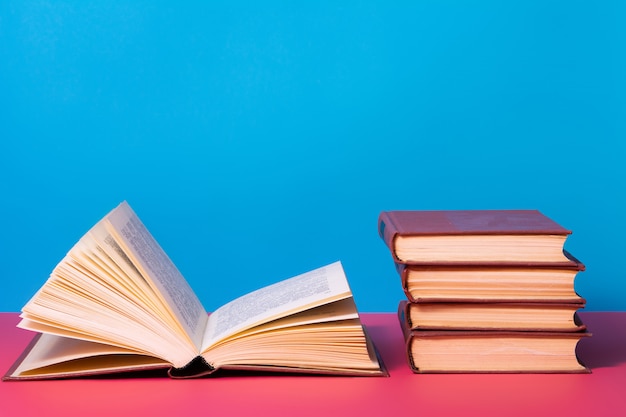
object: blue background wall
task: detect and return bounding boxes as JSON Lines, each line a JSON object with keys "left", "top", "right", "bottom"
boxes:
{"left": 1, "top": 1, "right": 624, "bottom": 313}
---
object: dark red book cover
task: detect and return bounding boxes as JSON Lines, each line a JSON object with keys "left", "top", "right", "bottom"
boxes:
{"left": 379, "top": 210, "right": 571, "bottom": 237}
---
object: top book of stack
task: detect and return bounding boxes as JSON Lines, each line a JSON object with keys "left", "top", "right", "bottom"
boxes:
{"left": 378, "top": 210, "right": 576, "bottom": 266}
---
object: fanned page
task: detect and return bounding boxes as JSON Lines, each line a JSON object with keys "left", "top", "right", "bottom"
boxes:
{"left": 9, "top": 334, "right": 169, "bottom": 379}
{"left": 18, "top": 202, "right": 207, "bottom": 369}
{"left": 201, "top": 262, "right": 353, "bottom": 351}
{"left": 105, "top": 202, "right": 208, "bottom": 350}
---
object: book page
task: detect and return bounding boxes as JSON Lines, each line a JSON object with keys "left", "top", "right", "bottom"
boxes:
{"left": 201, "top": 261, "right": 352, "bottom": 350}
{"left": 10, "top": 334, "right": 169, "bottom": 379}
{"left": 105, "top": 202, "right": 207, "bottom": 349}
{"left": 12, "top": 333, "right": 147, "bottom": 374}
{"left": 203, "top": 297, "right": 360, "bottom": 353}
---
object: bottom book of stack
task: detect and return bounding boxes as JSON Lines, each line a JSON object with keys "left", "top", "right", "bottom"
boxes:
{"left": 397, "top": 300, "right": 590, "bottom": 373}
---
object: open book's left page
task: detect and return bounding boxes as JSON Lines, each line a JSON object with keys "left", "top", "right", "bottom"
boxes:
{"left": 17, "top": 202, "right": 207, "bottom": 369}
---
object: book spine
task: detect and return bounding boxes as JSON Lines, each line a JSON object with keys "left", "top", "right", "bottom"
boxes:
{"left": 378, "top": 211, "right": 400, "bottom": 261}
{"left": 168, "top": 356, "right": 215, "bottom": 379}
{"left": 396, "top": 300, "right": 420, "bottom": 373}
{"left": 394, "top": 263, "right": 416, "bottom": 302}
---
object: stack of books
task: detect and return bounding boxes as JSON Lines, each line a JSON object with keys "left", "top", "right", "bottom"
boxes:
{"left": 378, "top": 210, "right": 590, "bottom": 373}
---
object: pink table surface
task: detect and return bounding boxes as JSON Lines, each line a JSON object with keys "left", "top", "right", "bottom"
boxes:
{"left": 1, "top": 311, "right": 625, "bottom": 417}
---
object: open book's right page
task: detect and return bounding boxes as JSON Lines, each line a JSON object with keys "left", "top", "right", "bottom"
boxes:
{"left": 201, "top": 262, "right": 354, "bottom": 350}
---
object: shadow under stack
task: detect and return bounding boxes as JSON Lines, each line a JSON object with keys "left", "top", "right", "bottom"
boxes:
{"left": 378, "top": 210, "right": 590, "bottom": 373}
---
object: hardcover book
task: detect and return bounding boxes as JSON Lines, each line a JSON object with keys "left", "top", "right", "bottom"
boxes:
{"left": 379, "top": 210, "right": 575, "bottom": 264}
{"left": 3, "top": 202, "right": 385, "bottom": 380}
{"left": 399, "top": 300, "right": 586, "bottom": 332}
{"left": 395, "top": 255, "right": 585, "bottom": 303}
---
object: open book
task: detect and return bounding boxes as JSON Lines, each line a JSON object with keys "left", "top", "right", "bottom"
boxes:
{"left": 3, "top": 202, "right": 384, "bottom": 380}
